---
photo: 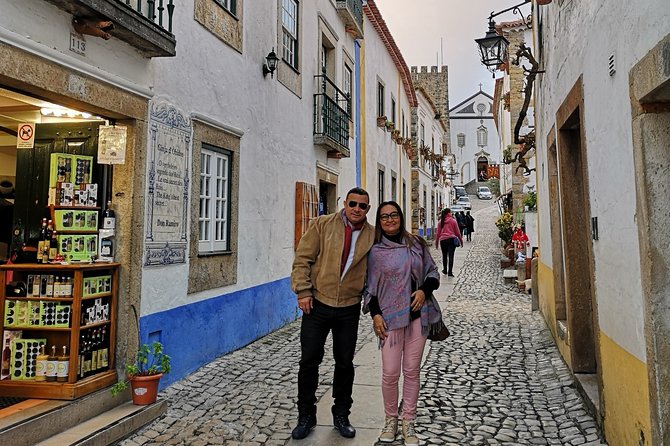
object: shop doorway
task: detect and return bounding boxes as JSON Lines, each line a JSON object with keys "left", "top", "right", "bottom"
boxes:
{"left": 13, "top": 122, "right": 108, "bottom": 246}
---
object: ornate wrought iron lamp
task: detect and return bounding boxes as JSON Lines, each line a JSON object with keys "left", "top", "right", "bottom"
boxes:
{"left": 475, "top": 0, "right": 531, "bottom": 77}
{"left": 263, "top": 48, "right": 279, "bottom": 78}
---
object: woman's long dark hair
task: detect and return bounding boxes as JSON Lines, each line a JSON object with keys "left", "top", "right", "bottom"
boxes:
{"left": 439, "top": 208, "right": 452, "bottom": 226}
{"left": 374, "top": 201, "right": 426, "bottom": 247}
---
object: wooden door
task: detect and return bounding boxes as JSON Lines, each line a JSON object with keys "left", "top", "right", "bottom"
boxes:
{"left": 13, "top": 122, "right": 105, "bottom": 246}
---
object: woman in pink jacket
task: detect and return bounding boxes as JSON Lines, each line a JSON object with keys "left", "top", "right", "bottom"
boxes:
{"left": 434, "top": 208, "right": 463, "bottom": 277}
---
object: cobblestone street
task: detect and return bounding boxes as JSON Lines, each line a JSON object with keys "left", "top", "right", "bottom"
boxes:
{"left": 119, "top": 204, "right": 607, "bottom": 446}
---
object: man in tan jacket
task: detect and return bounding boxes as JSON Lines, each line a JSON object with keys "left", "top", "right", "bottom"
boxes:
{"left": 290, "top": 187, "right": 374, "bottom": 440}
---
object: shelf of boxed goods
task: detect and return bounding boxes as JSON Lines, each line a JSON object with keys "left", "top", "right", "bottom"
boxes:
{"left": 0, "top": 262, "right": 119, "bottom": 400}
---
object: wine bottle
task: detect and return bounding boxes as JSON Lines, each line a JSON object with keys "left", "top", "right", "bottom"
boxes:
{"left": 100, "top": 326, "right": 109, "bottom": 370}
{"left": 102, "top": 201, "right": 115, "bottom": 230}
{"left": 83, "top": 336, "right": 92, "bottom": 378}
{"left": 49, "top": 230, "right": 58, "bottom": 262}
{"left": 38, "top": 218, "right": 47, "bottom": 263}
{"left": 46, "top": 345, "right": 58, "bottom": 382}
{"left": 77, "top": 333, "right": 84, "bottom": 379}
{"left": 57, "top": 346, "right": 69, "bottom": 382}
{"left": 1, "top": 344, "right": 10, "bottom": 378}
{"left": 35, "top": 345, "right": 48, "bottom": 382}
{"left": 90, "top": 329, "right": 99, "bottom": 374}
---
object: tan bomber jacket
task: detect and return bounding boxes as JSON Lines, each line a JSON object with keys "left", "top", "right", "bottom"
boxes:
{"left": 291, "top": 211, "right": 375, "bottom": 308}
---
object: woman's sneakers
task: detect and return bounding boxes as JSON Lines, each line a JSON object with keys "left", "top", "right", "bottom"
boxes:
{"left": 402, "top": 419, "right": 419, "bottom": 446}
{"left": 379, "top": 416, "right": 397, "bottom": 443}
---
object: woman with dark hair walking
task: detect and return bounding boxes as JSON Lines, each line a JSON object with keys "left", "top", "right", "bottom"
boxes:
{"left": 434, "top": 208, "right": 462, "bottom": 277}
{"left": 363, "top": 201, "right": 442, "bottom": 446}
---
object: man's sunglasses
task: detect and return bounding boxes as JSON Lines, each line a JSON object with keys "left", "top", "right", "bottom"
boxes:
{"left": 347, "top": 200, "right": 369, "bottom": 210}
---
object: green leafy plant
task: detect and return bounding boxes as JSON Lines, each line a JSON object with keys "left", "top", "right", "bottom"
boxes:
{"left": 486, "top": 179, "right": 500, "bottom": 196}
{"left": 110, "top": 341, "right": 171, "bottom": 396}
{"left": 495, "top": 212, "right": 514, "bottom": 245}
{"left": 503, "top": 145, "right": 513, "bottom": 164}
{"left": 523, "top": 191, "right": 537, "bottom": 210}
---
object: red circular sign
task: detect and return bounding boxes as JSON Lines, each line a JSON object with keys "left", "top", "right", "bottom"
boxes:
{"left": 19, "top": 124, "right": 33, "bottom": 141}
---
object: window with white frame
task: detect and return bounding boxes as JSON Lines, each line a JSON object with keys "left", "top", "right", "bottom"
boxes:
{"left": 214, "top": 0, "right": 236, "bottom": 14}
{"left": 457, "top": 133, "right": 466, "bottom": 148}
{"left": 343, "top": 63, "right": 353, "bottom": 116}
{"left": 199, "top": 145, "right": 232, "bottom": 252}
{"left": 282, "top": 0, "right": 299, "bottom": 69}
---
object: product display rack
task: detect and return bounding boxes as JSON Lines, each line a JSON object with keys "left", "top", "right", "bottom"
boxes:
{"left": 0, "top": 262, "right": 119, "bottom": 400}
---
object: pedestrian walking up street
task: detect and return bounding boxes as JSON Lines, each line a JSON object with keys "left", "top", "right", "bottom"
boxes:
{"left": 119, "top": 204, "right": 606, "bottom": 446}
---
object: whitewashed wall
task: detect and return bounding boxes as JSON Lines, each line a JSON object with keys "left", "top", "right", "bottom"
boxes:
{"left": 534, "top": 0, "right": 670, "bottom": 360}
{"left": 0, "top": 0, "right": 151, "bottom": 97}
{"left": 141, "top": 0, "right": 360, "bottom": 314}
{"left": 362, "top": 16, "right": 412, "bottom": 215}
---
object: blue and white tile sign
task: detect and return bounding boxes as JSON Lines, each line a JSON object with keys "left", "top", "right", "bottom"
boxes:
{"left": 144, "top": 101, "right": 191, "bottom": 267}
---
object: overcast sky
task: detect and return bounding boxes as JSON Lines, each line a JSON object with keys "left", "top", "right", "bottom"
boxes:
{"left": 377, "top": 0, "right": 532, "bottom": 107}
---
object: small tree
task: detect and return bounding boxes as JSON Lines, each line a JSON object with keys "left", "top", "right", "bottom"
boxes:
{"left": 486, "top": 179, "right": 500, "bottom": 196}
{"left": 523, "top": 191, "right": 537, "bottom": 210}
{"left": 495, "top": 212, "right": 514, "bottom": 245}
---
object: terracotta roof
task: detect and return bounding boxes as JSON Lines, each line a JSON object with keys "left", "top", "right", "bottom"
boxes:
{"left": 363, "top": 1, "right": 417, "bottom": 107}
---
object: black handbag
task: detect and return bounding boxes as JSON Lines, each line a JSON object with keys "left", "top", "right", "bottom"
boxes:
{"left": 428, "top": 319, "right": 450, "bottom": 341}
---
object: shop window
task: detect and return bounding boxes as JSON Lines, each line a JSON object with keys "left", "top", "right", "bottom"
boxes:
{"left": 199, "top": 145, "right": 231, "bottom": 253}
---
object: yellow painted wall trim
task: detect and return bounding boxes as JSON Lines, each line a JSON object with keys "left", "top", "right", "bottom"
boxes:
{"left": 537, "top": 261, "right": 571, "bottom": 363}
{"left": 600, "top": 332, "right": 651, "bottom": 446}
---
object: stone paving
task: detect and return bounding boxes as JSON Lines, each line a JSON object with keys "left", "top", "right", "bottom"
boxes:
{"left": 118, "top": 205, "right": 607, "bottom": 446}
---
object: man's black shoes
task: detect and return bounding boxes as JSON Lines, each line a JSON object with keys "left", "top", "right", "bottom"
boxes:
{"left": 291, "top": 414, "right": 317, "bottom": 440}
{"left": 333, "top": 414, "right": 356, "bottom": 438}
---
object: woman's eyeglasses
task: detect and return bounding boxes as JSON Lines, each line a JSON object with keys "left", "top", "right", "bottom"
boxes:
{"left": 380, "top": 212, "right": 400, "bottom": 222}
{"left": 347, "top": 200, "right": 369, "bottom": 210}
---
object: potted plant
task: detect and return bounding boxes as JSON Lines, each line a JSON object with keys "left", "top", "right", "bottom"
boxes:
{"left": 111, "top": 341, "right": 171, "bottom": 405}
{"left": 523, "top": 191, "right": 537, "bottom": 211}
{"left": 376, "top": 116, "right": 387, "bottom": 127}
{"left": 384, "top": 120, "right": 395, "bottom": 132}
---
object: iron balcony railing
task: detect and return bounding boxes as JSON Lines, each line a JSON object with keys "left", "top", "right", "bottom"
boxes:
{"left": 119, "top": 0, "right": 175, "bottom": 33}
{"left": 335, "top": 0, "right": 364, "bottom": 38}
{"left": 314, "top": 74, "right": 351, "bottom": 152}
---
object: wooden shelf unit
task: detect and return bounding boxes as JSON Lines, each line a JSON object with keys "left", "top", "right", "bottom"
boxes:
{"left": 0, "top": 262, "right": 119, "bottom": 400}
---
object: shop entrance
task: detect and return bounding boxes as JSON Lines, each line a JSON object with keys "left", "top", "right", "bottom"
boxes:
{"left": 0, "top": 88, "right": 108, "bottom": 261}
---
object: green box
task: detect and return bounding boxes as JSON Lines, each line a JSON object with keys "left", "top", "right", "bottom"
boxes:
{"left": 55, "top": 209, "right": 98, "bottom": 231}
{"left": 58, "top": 234, "right": 98, "bottom": 262}
{"left": 49, "top": 153, "right": 74, "bottom": 187}
{"left": 83, "top": 275, "right": 111, "bottom": 297}
{"left": 10, "top": 338, "right": 46, "bottom": 380}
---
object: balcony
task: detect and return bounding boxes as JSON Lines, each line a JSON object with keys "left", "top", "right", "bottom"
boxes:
{"left": 335, "top": 0, "right": 364, "bottom": 39}
{"left": 314, "top": 74, "right": 351, "bottom": 158}
{"left": 43, "top": 0, "right": 176, "bottom": 57}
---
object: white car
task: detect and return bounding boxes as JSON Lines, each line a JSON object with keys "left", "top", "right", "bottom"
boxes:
{"left": 477, "top": 186, "right": 493, "bottom": 200}
{"left": 457, "top": 196, "right": 472, "bottom": 210}
{"left": 449, "top": 204, "right": 464, "bottom": 214}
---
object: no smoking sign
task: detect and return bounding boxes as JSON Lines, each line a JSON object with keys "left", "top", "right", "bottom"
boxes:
{"left": 17, "top": 123, "right": 35, "bottom": 148}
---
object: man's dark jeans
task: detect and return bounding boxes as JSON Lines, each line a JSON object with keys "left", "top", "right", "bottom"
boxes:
{"left": 297, "top": 299, "right": 360, "bottom": 417}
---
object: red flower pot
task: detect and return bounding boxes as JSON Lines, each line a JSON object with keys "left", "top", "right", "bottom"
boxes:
{"left": 129, "top": 373, "right": 163, "bottom": 405}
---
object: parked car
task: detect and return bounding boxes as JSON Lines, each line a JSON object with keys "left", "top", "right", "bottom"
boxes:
{"left": 477, "top": 186, "right": 493, "bottom": 200}
{"left": 454, "top": 186, "right": 467, "bottom": 200}
{"left": 457, "top": 196, "right": 472, "bottom": 210}
{"left": 449, "top": 204, "right": 464, "bottom": 214}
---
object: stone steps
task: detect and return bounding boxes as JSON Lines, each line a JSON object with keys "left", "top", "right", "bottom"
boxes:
{"left": 0, "top": 388, "right": 165, "bottom": 446}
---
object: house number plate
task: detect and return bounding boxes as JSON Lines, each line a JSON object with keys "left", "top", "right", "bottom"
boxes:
{"left": 70, "top": 33, "right": 86, "bottom": 56}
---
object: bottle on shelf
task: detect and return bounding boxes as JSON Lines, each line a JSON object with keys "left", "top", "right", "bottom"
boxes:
{"left": 46, "top": 346, "right": 58, "bottom": 382}
{"left": 83, "top": 335, "right": 92, "bottom": 378}
{"left": 102, "top": 201, "right": 116, "bottom": 230}
{"left": 49, "top": 230, "right": 58, "bottom": 262}
{"left": 57, "top": 346, "right": 69, "bottom": 382}
{"left": 37, "top": 218, "right": 47, "bottom": 264}
{"left": 77, "top": 333, "right": 86, "bottom": 379}
{"left": 35, "top": 345, "right": 48, "bottom": 382}
{"left": 2, "top": 343, "right": 12, "bottom": 378}
{"left": 90, "top": 329, "right": 99, "bottom": 375}
{"left": 99, "top": 326, "right": 109, "bottom": 370}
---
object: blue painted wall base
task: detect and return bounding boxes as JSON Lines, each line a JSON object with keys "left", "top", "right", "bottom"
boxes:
{"left": 139, "top": 277, "right": 297, "bottom": 390}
